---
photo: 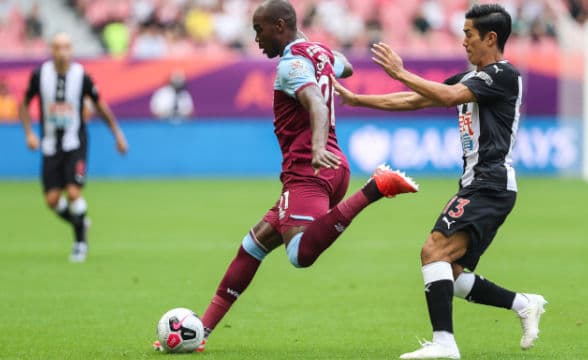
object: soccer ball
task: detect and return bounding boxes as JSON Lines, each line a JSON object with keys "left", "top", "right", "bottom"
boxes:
{"left": 157, "top": 308, "right": 205, "bottom": 353}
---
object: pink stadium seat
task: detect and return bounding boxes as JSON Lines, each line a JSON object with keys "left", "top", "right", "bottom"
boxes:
{"left": 85, "top": 1, "right": 111, "bottom": 27}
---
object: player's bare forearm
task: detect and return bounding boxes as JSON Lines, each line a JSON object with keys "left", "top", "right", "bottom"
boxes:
{"left": 332, "top": 50, "right": 353, "bottom": 78}
{"left": 395, "top": 70, "right": 475, "bottom": 107}
{"left": 331, "top": 75, "right": 440, "bottom": 111}
{"left": 95, "top": 100, "right": 128, "bottom": 154}
{"left": 353, "top": 91, "right": 440, "bottom": 111}
{"left": 299, "top": 87, "right": 329, "bottom": 149}
{"left": 19, "top": 102, "right": 33, "bottom": 134}
{"left": 298, "top": 85, "right": 340, "bottom": 172}
{"left": 370, "top": 42, "right": 475, "bottom": 107}
{"left": 307, "top": 100, "right": 330, "bottom": 152}
{"left": 95, "top": 100, "right": 119, "bottom": 132}
{"left": 19, "top": 101, "right": 40, "bottom": 150}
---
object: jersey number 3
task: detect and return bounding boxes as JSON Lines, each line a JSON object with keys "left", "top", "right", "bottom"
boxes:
{"left": 318, "top": 75, "right": 335, "bottom": 127}
{"left": 442, "top": 196, "right": 470, "bottom": 218}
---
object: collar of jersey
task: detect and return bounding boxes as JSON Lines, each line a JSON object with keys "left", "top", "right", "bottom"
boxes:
{"left": 282, "top": 38, "right": 305, "bottom": 57}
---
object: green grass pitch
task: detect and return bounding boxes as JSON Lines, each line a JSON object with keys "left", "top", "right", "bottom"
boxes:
{"left": 0, "top": 178, "right": 586, "bottom": 360}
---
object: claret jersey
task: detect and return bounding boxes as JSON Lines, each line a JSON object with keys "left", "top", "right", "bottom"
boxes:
{"left": 272, "top": 39, "right": 348, "bottom": 174}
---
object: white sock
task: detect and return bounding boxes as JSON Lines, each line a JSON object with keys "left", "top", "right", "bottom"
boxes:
{"left": 54, "top": 195, "right": 68, "bottom": 213}
{"left": 454, "top": 272, "right": 475, "bottom": 299}
{"left": 433, "top": 330, "right": 457, "bottom": 347}
{"left": 69, "top": 197, "right": 87, "bottom": 216}
{"left": 511, "top": 293, "right": 530, "bottom": 313}
{"left": 421, "top": 261, "right": 453, "bottom": 285}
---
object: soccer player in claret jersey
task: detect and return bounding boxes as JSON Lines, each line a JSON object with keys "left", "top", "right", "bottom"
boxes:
{"left": 332, "top": 4, "right": 546, "bottom": 359}
{"left": 152, "top": 0, "right": 418, "bottom": 353}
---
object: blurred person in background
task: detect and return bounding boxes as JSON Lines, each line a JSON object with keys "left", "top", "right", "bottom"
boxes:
{"left": 102, "top": 21, "right": 130, "bottom": 57}
{"left": 24, "top": 2, "right": 43, "bottom": 40}
{"left": 131, "top": 17, "right": 167, "bottom": 59}
{"left": 332, "top": 4, "right": 546, "bottom": 359}
{"left": 150, "top": 70, "right": 194, "bottom": 121}
{"left": 19, "top": 32, "right": 128, "bottom": 262}
{"left": 0, "top": 77, "right": 18, "bottom": 121}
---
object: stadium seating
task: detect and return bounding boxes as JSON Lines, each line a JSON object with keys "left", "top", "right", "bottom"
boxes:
{"left": 0, "top": 0, "right": 581, "bottom": 58}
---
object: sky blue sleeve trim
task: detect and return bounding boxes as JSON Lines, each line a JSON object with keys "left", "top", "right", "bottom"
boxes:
{"left": 277, "top": 56, "right": 317, "bottom": 98}
{"left": 289, "top": 214, "right": 315, "bottom": 221}
{"left": 286, "top": 232, "right": 303, "bottom": 268}
{"left": 333, "top": 56, "right": 345, "bottom": 78}
{"left": 242, "top": 233, "right": 267, "bottom": 261}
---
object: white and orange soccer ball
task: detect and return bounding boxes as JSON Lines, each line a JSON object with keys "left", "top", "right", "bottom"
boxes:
{"left": 156, "top": 308, "right": 205, "bottom": 353}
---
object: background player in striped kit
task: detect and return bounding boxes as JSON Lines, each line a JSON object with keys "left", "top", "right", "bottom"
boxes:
{"left": 332, "top": 4, "right": 546, "bottom": 359}
{"left": 20, "top": 32, "right": 127, "bottom": 262}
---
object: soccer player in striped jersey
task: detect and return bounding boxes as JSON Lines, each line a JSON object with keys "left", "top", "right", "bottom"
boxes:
{"left": 20, "top": 33, "right": 127, "bottom": 262}
{"left": 332, "top": 4, "right": 546, "bottom": 359}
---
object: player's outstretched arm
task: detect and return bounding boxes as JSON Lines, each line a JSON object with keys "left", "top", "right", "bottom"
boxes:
{"left": 20, "top": 70, "right": 40, "bottom": 150}
{"left": 371, "top": 42, "right": 476, "bottom": 107}
{"left": 297, "top": 85, "right": 341, "bottom": 175}
{"left": 330, "top": 75, "right": 439, "bottom": 111}
{"left": 95, "top": 100, "right": 128, "bottom": 154}
{"left": 19, "top": 100, "right": 39, "bottom": 150}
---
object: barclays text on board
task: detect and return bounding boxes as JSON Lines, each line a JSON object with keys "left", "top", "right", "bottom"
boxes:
{"left": 343, "top": 119, "right": 581, "bottom": 175}
{"left": 0, "top": 117, "right": 582, "bottom": 178}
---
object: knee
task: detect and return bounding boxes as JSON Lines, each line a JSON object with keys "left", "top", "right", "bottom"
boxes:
{"left": 421, "top": 231, "right": 469, "bottom": 265}
{"left": 45, "top": 193, "right": 61, "bottom": 209}
{"left": 66, "top": 187, "right": 82, "bottom": 202}
{"left": 241, "top": 232, "right": 269, "bottom": 262}
{"left": 286, "top": 233, "right": 309, "bottom": 268}
{"left": 420, "top": 233, "right": 446, "bottom": 264}
{"left": 294, "top": 256, "right": 314, "bottom": 268}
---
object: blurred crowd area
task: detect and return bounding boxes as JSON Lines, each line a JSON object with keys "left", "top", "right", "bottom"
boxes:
{"left": 0, "top": 0, "right": 587, "bottom": 59}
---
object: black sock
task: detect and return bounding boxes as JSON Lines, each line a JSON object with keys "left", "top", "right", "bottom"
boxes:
{"left": 70, "top": 213, "right": 87, "bottom": 243}
{"left": 361, "top": 179, "right": 383, "bottom": 202}
{"left": 466, "top": 275, "right": 516, "bottom": 309}
{"left": 425, "top": 280, "right": 454, "bottom": 333}
{"left": 55, "top": 208, "right": 73, "bottom": 224}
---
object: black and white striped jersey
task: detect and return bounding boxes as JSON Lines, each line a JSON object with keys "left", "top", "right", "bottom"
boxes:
{"left": 445, "top": 60, "right": 522, "bottom": 192}
{"left": 24, "top": 61, "right": 100, "bottom": 156}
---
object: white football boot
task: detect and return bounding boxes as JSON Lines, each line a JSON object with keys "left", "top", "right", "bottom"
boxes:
{"left": 69, "top": 241, "right": 88, "bottom": 262}
{"left": 69, "top": 218, "right": 90, "bottom": 262}
{"left": 518, "top": 294, "right": 548, "bottom": 350}
{"left": 399, "top": 339, "right": 460, "bottom": 359}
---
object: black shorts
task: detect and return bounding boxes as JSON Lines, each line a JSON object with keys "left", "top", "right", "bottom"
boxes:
{"left": 431, "top": 186, "right": 516, "bottom": 271}
{"left": 42, "top": 147, "right": 87, "bottom": 193}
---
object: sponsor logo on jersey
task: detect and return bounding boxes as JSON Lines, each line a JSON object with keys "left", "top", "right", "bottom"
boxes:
{"left": 492, "top": 64, "right": 503, "bottom": 74}
{"left": 459, "top": 111, "right": 475, "bottom": 152}
{"left": 475, "top": 71, "right": 494, "bottom": 86}
{"left": 288, "top": 59, "right": 311, "bottom": 79}
{"left": 48, "top": 102, "right": 74, "bottom": 128}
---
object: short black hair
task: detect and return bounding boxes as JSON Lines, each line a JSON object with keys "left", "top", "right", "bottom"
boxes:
{"left": 466, "top": 4, "right": 511, "bottom": 52}
{"left": 259, "top": 0, "right": 297, "bottom": 31}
